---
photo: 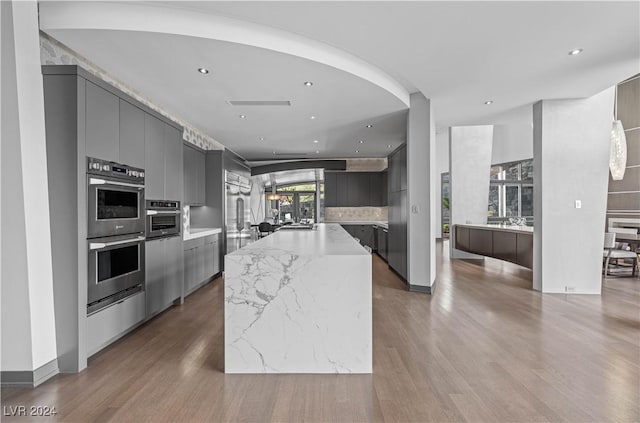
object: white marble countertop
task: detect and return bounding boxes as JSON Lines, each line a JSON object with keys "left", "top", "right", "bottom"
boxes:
{"left": 229, "top": 223, "right": 369, "bottom": 256}
{"left": 323, "top": 220, "right": 388, "bottom": 229}
{"left": 455, "top": 223, "right": 533, "bottom": 234}
{"left": 183, "top": 227, "right": 222, "bottom": 241}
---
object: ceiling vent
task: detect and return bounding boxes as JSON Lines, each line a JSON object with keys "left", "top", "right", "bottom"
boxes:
{"left": 274, "top": 152, "right": 306, "bottom": 156}
{"left": 228, "top": 100, "right": 291, "bottom": 106}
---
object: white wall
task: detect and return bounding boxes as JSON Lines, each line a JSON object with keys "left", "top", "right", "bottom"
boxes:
{"left": 491, "top": 123, "right": 533, "bottom": 164}
{"left": 449, "top": 125, "right": 494, "bottom": 259}
{"left": 406, "top": 92, "right": 436, "bottom": 289}
{"left": 533, "top": 88, "right": 614, "bottom": 294}
{"left": 1, "top": 0, "right": 58, "bottom": 373}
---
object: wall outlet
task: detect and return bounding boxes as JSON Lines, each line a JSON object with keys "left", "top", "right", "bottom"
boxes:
{"left": 565, "top": 286, "right": 576, "bottom": 293}
{"left": 411, "top": 205, "right": 419, "bottom": 214}
{"left": 574, "top": 200, "right": 582, "bottom": 209}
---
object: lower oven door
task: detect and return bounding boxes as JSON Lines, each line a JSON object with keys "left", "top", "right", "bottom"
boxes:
{"left": 88, "top": 176, "right": 145, "bottom": 238}
{"left": 146, "top": 210, "right": 180, "bottom": 239}
{"left": 88, "top": 234, "right": 146, "bottom": 314}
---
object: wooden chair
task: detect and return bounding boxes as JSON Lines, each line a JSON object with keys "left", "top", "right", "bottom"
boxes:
{"left": 603, "top": 232, "right": 638, "bottom": 277}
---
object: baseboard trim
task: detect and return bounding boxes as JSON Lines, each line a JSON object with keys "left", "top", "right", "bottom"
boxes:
{"left": 409, "top": 281, "right": 436, "bottom": 294}
{"left": 1, "top": 358, "right": 59, "bottom": 388}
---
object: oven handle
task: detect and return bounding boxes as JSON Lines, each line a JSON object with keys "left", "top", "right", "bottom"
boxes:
{"left": 146, "top": 210, "right": 181, "bottom": 215}
{"left": 89, "top": 177, "right": 144, "bottom": 189}
{"left": 89, "top": 236, "right": 146, "bottom": 250}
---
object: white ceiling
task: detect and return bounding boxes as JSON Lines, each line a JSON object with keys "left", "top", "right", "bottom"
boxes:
{"left": 40, "top": 1, "right": 639, "bottom": 161}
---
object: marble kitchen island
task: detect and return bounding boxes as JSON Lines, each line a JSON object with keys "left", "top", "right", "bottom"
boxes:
{"left": 224, "top": 223, "right": 372, "bottom": 373}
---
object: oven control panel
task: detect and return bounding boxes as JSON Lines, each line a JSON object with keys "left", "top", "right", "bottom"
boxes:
{"left": 87, "top": 157, "right": 145, "bottom": 182}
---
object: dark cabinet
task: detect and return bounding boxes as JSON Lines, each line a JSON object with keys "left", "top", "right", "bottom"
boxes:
{"left": 145, "top": 236, "right": 183, "bottom": 317}
{"left": 341, "top": 225, "right": 374, "bottom": 248}
{"left": 86, "top": 81, "right": 119, "bottom": 162}
{"left": 118, "top": 100, "right": 145, "bottom": 168}
{"left": 336, "top": 173, "right": 349, "bottom": 206}
{"left": 183, "top": 144, "right": 206, "bottom": 205}
{"left": 164, "top": 125, "right": 182, "bottom": 201}
{"left": 144, "top": 114, "right": 165, "bottom": 200}
{"left": 377, "top": 228, "right": 388, "bottom": 261}
{"left": 325, "top": 171, "right": 387, "bottom": 207}
{"left": 324, "top": 172, "right": 337, "bottom": 206}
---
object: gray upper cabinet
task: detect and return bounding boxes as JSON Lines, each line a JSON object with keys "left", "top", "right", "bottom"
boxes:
{"left": 164, "top": 125, "right": 183, "bottom": 201}
{"left": 86, "top": 81, "right": 119, "bottom": 162}
{"left": 336, "top": 173, "right": 349, "bottom": 206}
{"left": 183, "top": 144, "right": 206, "bottom": 205}
{"left": 144, "top": 114, "right": 165, "bottom": 200}
{"left": 118, "top": 100, "right": 145, "bottom": 168}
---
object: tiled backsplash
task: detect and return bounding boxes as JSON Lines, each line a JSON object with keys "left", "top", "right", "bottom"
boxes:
{"left": 324, "top": 207, "right": 388, "bottom": 222}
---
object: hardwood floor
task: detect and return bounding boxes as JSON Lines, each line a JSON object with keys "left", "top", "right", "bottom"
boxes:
{"left": 3, "top": 241, "right": 639, "bottom": 422}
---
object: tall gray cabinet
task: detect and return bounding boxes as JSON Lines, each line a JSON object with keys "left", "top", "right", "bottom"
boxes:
{"left": 42, "top": 65, "right": 185, "bottom": 372}
{"left": 387, "top": 145, "right": 408, "bottom": 280}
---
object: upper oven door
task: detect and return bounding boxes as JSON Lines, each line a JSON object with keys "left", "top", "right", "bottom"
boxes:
{"left": 88, "top": 176, "right": 145, "bottom": 238}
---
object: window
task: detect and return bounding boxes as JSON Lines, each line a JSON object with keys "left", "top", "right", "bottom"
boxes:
{"left": 265, "top": 182, "right": 319, "bottom": 224}
{"left": 487, "top": 159, "right": 533, "bottom": 223}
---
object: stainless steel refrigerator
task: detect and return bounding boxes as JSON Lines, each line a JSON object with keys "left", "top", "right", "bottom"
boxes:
{"left": 225, "top": 171, "right": 252, "bottom": 254}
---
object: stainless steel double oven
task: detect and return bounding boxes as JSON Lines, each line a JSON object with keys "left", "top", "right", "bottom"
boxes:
{"left": 87, "top": 157, "right": 146, "bottom": 314}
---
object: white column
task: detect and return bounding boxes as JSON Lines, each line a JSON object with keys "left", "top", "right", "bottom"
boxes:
{"left": 406, "top": 92, "right": 436, "bottom": 292}
{"left": 533, "top": 88, "right": 614, "bottom": 294}
{"left": 1, "top": 0, "right": 58, "bottom": 379}
{"left": 449, "top": 125, "right": 494, "bottom": 259}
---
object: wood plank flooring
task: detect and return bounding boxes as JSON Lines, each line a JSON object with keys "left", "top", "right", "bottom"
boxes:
{"left": 3, "top": 240, "right": 639, "bottom": 422}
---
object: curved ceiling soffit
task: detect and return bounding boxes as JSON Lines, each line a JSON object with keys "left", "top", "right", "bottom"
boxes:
{"left": 39, "top": 1, "right": 411, "bottom": 108}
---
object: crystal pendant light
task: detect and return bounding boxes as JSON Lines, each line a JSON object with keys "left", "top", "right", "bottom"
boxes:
{"left": 610, "top": 120, "right": 627, "bottom": 180}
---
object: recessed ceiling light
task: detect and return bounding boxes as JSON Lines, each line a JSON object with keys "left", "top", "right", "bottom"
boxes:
{"left": 484, "top": 100, "right": 493, "bottom": 105}
{"left": 304, "top": 81, "right": 313, "bottom": 86}
{"left": 387, "top": 144, "right": 392, "bottom": 148}
{"left": 239, "top": 115, "right": 246, "bottom": 119}
{"left": 355, "top": 150, "right": 360, "bottom": 153}
{"left": 359, "top": 140, "right": 365, "bottom": 144}
{"left": 366, "top": 124, "right": 373, "bottom": 128}
{"left": 259, "top": 137, "right": 265, "bottom": 141}
{"left": 272, "top": 151, "right": 276, "bottom": 154}
{"left": 568, "top": 49, "right": 583, "bottom": 56}
{"left": 313, "top": 140, "right": 319, "bottom": 143}
{"left": 310, "top": 116, "right": 316, "bottom": 120}
{"left": 197, "top": 68, "right": 209, "bottom": 74}
{"left": 315, "top": 150, "right": 320, "bottom": 154}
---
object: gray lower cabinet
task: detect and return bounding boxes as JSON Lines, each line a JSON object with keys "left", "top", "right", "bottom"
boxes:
{"left": 183, "top": 144, "right": 206, "bottom": 205}
{"left": 183, "top": 234, "right": 220, "bottom": 295}
{"left": 341, "top": 225, "right": 375, "bottom": 248}
{"left": 377, "top": 227, "right": 388, "bottom": 261}
{"left": 85, "top": 81, "right": 119, "bottom": 162}
{"left": 145, "top": 236, "right": 183, "bottom": 317}
{"left": 86, "top": 291, "right": 145, "bottom": 357}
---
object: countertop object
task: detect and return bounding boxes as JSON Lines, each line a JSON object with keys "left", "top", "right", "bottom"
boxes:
{"left": 183, "top": 227, "right": 223, "bottom": 241}
{"left": 225, "top": 224, "right": 372, "bottom": 373}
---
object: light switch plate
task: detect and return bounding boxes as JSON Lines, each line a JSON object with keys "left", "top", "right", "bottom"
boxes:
{"left": 411, "top": 205, "right": 419, "bottom": 213}
{"left": 575, "top": 200, "right": 582, "bottom": 209}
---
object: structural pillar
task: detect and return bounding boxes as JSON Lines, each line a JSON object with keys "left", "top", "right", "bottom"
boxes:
{"left": 406, "top": 92, "right": 437, "bottom": 293}
{"left": 1, "top": 0, "right": 59, "bottom": 387}
{"left": 533, "top": 88, "right": 614, "bottom": 293}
